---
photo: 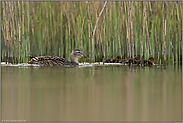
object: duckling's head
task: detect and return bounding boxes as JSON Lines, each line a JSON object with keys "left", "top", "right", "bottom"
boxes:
{"left": 148, "top": 57, "right": 155, "bottom": 63}
{"left": 135, "top": 56, "right": 140, "bottom": 62}
{"left": 115, "top": 56, "right": 122, "bottom": 62}
{"left": 70, "top": 49, "right": 90, "bottom": 64}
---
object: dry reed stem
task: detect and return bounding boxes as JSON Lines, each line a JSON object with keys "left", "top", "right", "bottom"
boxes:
{"left": 14, "top": 2, "right": 18, "bottom": 63}
{"left": 121, "top": 2, "right": 124, "bottom": 58}
{"left": 8, "top": 2, "right": 13, "bottom": 62}
{"left": 87, "top": 2, "right": 91, "bottom": 62}
{"left": 52, "top": 3, "right": 57, "bottom": 55}
{"left": 126, "top": 2, "right": 130, "bottom": 58}
{"left": 109, "top": 2, "right": 112, "bottom": 56}
{"left": 71, "top": 4, "right": 78, "bottom": 41}
{"left": 80, "top": 17, "right": 85, "bottom": 51}
{"left": 149, "top": 1, "right": 152, "bottom": 15}
{"left": 7, "top": 2, "right": 10, "bottom": 61}
{"left": 173, "top": 3, "right": 176, "bottom": 62}
{"left": 6, "top": 2, "right": 10, "bottom": 62}
{"left": 177, "top": 2, "right": 181, "bottom": 63}
{"left": 22, "top": 1, "right": 25, "bottom": 59}
{"left": 118, "top": 15, "right": 121, "bottom": 57}
{"left": 146, "top": 21, "right": 152, "bottom": 56}
{"left": 145, "top": 2, "right": 151, "bottom": 57}
{"left": 10, "top": 2, "right": 15, "bottom": 57}
{"left": 46, "top": 3, "right": 50, "bottom": 52}
{"left": 94, "top": 1, "right": 99, "bottom": 60}
{"left": 27, "top": 1, "right": 30, "bottom": 60}
{"left": 130, "top": 2, "right": 135, "bottom": 63}
{"left": 164, "top": 19, "right": 167, "bottom": 65}
{"left": 18, "top": 1, "right": 22, "bottom": 62}
{"left": 2, "top": 2, "right": 7, "bottom": 63}
{"left": 67, "top": 2, "right": 71, "bottom": 52}
{"left": 113, "top": 1, "right": 116, "bottom": 56}
{"left": 98, "top": 28, "right": 104, "bottom": 57}
{"left": 103, "top": 4, "right": 106, "bottom": 59}
{"left": 92, "top": 1, "right": 107, "bottom": 62}
{"left": 141, "top": 1, "right": 146, "bottom": 65}
{"left": 155, "top": 27, "right": 159, "bottom": 63}
{"left": 128, "top": 2, "right": 131, "bottom": 58}
{"left": 124, "top": 1, "right": 128, "bottom": 58}
{"left": 162, "top": 2, "right": 167, "bottom": 66}
{"left": 119, "top": 1, "right": 123, "bottom": 58}
{"left": 49, "top": 4, "right": 53, "bottom": 55}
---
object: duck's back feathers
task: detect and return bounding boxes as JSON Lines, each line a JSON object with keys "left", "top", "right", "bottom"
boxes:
{"left": 28, "top": 56, "right": 73, "bottom": 66}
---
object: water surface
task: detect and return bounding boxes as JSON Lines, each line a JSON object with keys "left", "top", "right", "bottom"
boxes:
{"left": 1, "top": 65, "right": 182, "bottom": 122}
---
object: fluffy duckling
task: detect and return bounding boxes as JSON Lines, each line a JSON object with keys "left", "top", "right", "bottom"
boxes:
{"left": 104, "top": 56, "right": 122, "bottom": 63}
{"left": 137, "top": 57, "right": 156, "bottom": 66}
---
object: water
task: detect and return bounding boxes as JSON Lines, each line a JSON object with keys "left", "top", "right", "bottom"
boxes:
{"left": 1, "top": 65, "right": 182, "bottom": 122}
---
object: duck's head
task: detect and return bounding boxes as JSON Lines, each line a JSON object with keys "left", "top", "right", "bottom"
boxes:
{"left": 70, "top": 49, "right": 90, "bottom": 64}
{"left": 148, "top": 57, "right": 157, "bottom": 63}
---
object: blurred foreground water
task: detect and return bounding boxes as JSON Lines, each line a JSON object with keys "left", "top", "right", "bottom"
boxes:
{"left": 1, "top": 65, "right": 182, "bottom": 122}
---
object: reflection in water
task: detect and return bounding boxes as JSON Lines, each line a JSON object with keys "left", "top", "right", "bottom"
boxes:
{"left": 1, "top": 65, "right": 182, "bottom": 122}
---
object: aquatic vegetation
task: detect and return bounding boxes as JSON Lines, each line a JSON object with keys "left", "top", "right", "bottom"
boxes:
{"left": 1, "top": 1, "right": 182, "bottom": 65}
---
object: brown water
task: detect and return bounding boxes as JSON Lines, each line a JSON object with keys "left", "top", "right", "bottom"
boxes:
{"left": 1, "top": 65, "right": 182, "bottom": 122}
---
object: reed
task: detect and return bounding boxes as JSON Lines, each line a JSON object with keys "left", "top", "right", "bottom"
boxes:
{"left": 6, "top": 2, "right": 10, "bottom": 63}
{"left": 87, "top": 2, "right": 91, "bottom": 62}
{"left": 130, "top": 1, "right": 135, "bottom": 63}
{"left": 2, "top": 1, "right": 7, "bottom": 63}
{"left": 141, "top": 1, "right": 146, "bottom": 65}
{"left": 119, "top": 2, "right": 123, "bottom": 58}
{"left": 127, "top": 2, "right": 131, "bottom": 58}
{"left": 102, "top": 2, "right": 106, "bottom": 61}
{"left": 1, "top": 1, "right": 182, "bottom": 65}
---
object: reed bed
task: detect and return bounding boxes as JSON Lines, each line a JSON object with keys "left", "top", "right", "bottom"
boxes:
{"left": 1, "top": 1, "right": 182, "bottom": 65}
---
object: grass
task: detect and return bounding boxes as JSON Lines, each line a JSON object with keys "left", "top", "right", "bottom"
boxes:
{"left": 1, "top": 1, "right": 182, "bottom": 65}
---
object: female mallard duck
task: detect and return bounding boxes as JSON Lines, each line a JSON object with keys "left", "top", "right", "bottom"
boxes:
{"left": 137, "top": 57, "right": 156, "bottom": 66}
{"left": 104, "top": 56, "right": 122, "bottom": 63}
{"left": 27, "top": 49, "right": 90, "bottom": 66}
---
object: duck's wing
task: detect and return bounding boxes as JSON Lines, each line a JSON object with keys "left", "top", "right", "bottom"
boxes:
{"left": 28, "top": 56, "right": 71, "bottom": 66}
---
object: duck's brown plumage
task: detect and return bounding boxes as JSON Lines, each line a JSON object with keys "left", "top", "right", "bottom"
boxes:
{"left": 27, "top": 56, "right": 73, "bottom": 66}
{"left": 27, "top": 49, "right": 89, "bottom": 66}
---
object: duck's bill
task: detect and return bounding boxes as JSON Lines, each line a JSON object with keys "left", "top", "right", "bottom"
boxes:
{"left": 154, "top": 60, "right": 158, "bottom": 63}
{"left": 82, "top": 55, "right": 90, "bottom": 60}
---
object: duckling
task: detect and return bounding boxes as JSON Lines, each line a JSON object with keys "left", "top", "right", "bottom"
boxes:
{"left": 27, "top": 49, "right": 90, "bottom": 66}
{"left": 104, "top": 56, "right": 122, "bottom": 63}
{"left": 114, "top": 56, "right": 122, "bottom": 63}
{"left": 104, "top": 58, "right": 115, "bottom": 63}
{"left": 137, "top": 57, "right": 156, "bottom": 66}
{"left": 119, "top": 56, "right": 140, "bottom": 65}
{"left": 146, "top": 57, "right": 157, "bottom": 65}
{"left": 119, "top": 59, "right": 129, "bottom": 65}
{"left": 128, "top": 56, "right": 140, "bottom": 65}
